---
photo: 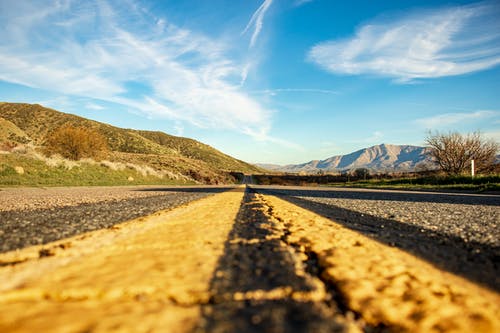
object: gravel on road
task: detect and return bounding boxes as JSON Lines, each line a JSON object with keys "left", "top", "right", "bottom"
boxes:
{"left": 0, "top": 186, "right": 218, "bottom": 212}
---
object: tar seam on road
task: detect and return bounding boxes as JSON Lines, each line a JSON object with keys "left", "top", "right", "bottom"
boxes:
{"left": 196, "top": 188, "right": 365, "bottom": 333}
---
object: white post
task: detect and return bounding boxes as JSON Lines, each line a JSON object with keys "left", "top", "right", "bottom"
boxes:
{"left": 471, "top": 159, "right": 475, "bottom": 177}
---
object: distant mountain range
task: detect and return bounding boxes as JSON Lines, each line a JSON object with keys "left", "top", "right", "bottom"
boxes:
{"left": 258, "top": 144, "right": 434, "bottom": 173}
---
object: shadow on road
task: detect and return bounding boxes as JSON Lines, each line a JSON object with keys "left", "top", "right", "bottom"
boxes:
{"left": 253, "top": 187, "right": 500, "bottom": 292}
{"left": 136, "top": 186, "right": 243, "bottom": 194}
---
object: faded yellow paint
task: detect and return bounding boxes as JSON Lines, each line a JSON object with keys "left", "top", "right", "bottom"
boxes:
{"left": 260, "top": 193, "right": 500, "bottom": 333}
{"left": 0, "top": 188, "right": 244, "bottom": 333}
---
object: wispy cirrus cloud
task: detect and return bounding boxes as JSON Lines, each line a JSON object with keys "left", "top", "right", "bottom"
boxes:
{"left": 242, "top": 0, "right": 273, "bottom": 49}
{"left": 415, "top": 110, "right": 499, "bottom": 129}
{"left": 0, "top": 0, "right": 281, "bottom": 143}
{"left": 308, "top": 1, "right": 500, "bottom": 82}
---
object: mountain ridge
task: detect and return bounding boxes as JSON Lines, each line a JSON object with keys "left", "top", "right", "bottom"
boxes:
{"left": 0, "top": 102, "right": 261, "bottom": 183}
{"left": 258, "top": 144, "right": 433, "bottom": 173}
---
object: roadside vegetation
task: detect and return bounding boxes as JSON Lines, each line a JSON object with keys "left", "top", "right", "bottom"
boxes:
{"left": 0, "top": 136, "right": 200, "bottom": 187}
{"left": 341, "top": 132, "right": 500, "bottom": 192}
{"left": 253, "top": 172, "right": 500, "bottom": 192}
{"left": 44, "top": 124, "right": 108, "bottom": 161}
{"left": 0, "top": 150, "right": 195, "bottom": 187}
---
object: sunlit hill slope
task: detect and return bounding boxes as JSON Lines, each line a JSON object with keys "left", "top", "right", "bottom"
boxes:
{"left": 0, "top": 102, "right": 261, "bottom": 184}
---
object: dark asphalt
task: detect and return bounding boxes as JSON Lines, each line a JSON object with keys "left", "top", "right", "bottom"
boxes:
{"left": 0, "top": 190, "right": 220, "bottom": 253}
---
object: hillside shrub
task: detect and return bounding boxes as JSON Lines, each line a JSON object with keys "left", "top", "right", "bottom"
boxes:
{"left": 44, "top": 124, "right": 108, "bottom": 160}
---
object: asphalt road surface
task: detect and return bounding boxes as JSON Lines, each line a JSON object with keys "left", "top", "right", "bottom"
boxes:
{"left": 0, "top": 186, "right": 235, "bottom": 252}
{"left": 0, "top": 185, "right": 498, "bottom": 332}
{"left": 250, "top": 185, "right": 500, "bottom": 292}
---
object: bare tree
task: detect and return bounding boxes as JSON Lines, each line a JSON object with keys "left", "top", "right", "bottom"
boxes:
{"left": 425, "top": 131, "right": 499, "bottom": 175}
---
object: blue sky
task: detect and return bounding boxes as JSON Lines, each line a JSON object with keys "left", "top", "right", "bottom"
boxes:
{"left": 0, "top": 0, "right": 499, "bottom": 164}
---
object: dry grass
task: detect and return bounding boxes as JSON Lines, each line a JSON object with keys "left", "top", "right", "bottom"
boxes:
{"left": 0, "top": 102, "right": 262, "bottom": 185}
{"left": 0, "top": 147, "right": 192, "bottom": 187}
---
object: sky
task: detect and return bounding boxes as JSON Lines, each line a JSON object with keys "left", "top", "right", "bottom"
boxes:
{"left": 0, "top": 0, "right": 499, "bottom": 165}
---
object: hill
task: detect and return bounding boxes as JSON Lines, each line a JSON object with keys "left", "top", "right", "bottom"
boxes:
{"left": 0, "top": 117, "right": 31, "bottom": 146}
{"left": 258, "top": 144, "right": 433, "bottom": 173}
{"left": 0, "top": 102, "right": 261, "bottom": 184}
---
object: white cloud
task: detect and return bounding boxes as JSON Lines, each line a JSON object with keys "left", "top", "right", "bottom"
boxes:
{"left": 366, "top": 131, "right": 384, "bottom": 143}
{"left": 242, "top": 0, "right": 273, "bottom": 48}
{"left": 308, "top": 2, "right": 500, "bottom": 82}
{"left": 415, "top": 110, "right": 499, "bottom": 128}
{"left": 239, "top": 63, "right": 251, "bottom": 87}
{"left": 0, "top": 0, "right": 275, "bottom": 142}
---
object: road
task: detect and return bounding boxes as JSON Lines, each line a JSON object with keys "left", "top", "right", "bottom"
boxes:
{"left": 0, "top": 185, "right": 234, "bottom": 252}
{"left": 0, "top": 185, "right": 498, "bottom": 332}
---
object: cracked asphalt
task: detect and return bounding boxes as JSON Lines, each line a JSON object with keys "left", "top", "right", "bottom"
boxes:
{"left": 0, "top": 185, "right": 498, "bottom": 332}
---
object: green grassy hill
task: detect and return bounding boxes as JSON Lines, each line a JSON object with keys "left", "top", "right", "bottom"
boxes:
{"left": 0, "top": 102, "right": 261, "bottom": 185}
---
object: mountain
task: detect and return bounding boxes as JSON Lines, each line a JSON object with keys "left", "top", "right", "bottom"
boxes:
{"left": 0, "top": 102, "right": 261, "bottom": 183}
{"left": 258, "top": 144, "right": 433, "bottom": 173}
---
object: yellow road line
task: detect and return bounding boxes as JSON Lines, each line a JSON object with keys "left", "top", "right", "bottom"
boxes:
{"left": 0, "top": 188, "right": 244, "bottom": 333}
{"left": 259, "top": 193, "right": 500, "bottom": 333}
